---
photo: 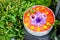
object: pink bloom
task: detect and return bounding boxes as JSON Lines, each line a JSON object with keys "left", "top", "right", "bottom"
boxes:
{"left": 30, "top": 11, "right": 47, "bottom": 26}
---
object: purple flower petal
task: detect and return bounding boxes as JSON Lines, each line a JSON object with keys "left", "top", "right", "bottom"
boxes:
{"left": 30, "top": 11, "right": 47, "bottom": 26}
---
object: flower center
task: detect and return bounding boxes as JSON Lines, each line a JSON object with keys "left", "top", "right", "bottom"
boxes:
{"left": 30, "top": 11, "right": 47, "bottom": 26}
{"left": 32, "top": 16, "right": 35, "bottom": 19}
{"left": 35, "top": 17, "right": 41, "bottom": 23}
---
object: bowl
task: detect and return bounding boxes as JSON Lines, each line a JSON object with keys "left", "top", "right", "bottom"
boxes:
{"left": 23, "top": 5, "right": 55, "bottom": 36}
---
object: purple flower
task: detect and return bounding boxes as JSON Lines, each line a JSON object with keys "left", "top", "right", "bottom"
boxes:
{"left": 30, "top": 11, "right": 47, "bottom": 26}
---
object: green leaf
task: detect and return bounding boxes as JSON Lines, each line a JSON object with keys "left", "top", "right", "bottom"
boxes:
{"left": 8, "top": 15, "right": 16, "bottom": 22}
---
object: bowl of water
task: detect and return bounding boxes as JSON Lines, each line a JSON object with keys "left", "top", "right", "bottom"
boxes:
{"left": 23, "top": 5, "right": 55, "bottom": 36}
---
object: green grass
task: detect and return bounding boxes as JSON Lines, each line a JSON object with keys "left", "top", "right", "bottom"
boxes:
{"left": 0, "top": 0, "right": 59, "bottom": 40}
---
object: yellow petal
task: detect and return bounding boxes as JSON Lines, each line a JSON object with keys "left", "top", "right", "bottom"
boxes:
{"left": 36, "top": 7, "right": 39, "bottom": 11}
{"left": 37, "top": 27, "right": 41, "bottom": 32}
{"left": 46, "top": 22, "right": 51, "bottom": 26}
{"left": 46, "top": 12, "right": 49, "bottom": 14}
{"left": 43, "top": 25, "right": 47, "bottom": 29}
{"left": 25, "top": 23, "right": 29, "bottom": 27}
{"left": 30, "top": 26, "right": 34, "bottom": 30}
{"left": 42, "top": 7, "right": 45, "bottom": 10}
{"left": 27, "top": 12, "right": 30, "bottom": 16}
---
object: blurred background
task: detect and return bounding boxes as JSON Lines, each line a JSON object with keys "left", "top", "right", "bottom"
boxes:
{"left": 0, "top": 0, "right": 60, "bottom": 40}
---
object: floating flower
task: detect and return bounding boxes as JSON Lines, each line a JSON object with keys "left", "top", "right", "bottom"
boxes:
{"left": 30, "top": 11, "right": 47, "bottom": 26}
{"left": 23, "top": 5, "right": 55, "bottom": 32}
